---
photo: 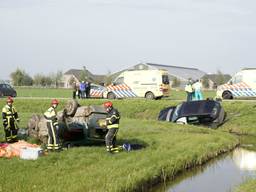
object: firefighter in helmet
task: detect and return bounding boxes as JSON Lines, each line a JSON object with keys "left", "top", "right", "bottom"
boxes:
{"left": 103, "top": 101, "right": 121, "bottom": 153}
{"left": 2, "top": 96, "right": 20, "bottom": 143}
{"left": 44, "top": 99, "right": 61, "bottom": 151}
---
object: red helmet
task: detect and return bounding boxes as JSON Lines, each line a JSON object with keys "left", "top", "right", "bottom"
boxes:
{"left": 51, "top": 99, "right": 59, "bottom": 105}
{"left": 6, "top": 96, "right": 14, "bottom": 103}
{"left": 103, "top": 101, "right": 113, "bottom": 108}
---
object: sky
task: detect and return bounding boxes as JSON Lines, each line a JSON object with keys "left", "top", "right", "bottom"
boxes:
{"left": 0, "top": 0, "right": 255, "bottom": 79}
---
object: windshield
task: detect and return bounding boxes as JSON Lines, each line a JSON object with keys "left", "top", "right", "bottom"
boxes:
{"left": 171, "top": 104, "right": 182, "bottom": 122}
{"left": 162, "top": 75, "right": 169, "bottom": 84}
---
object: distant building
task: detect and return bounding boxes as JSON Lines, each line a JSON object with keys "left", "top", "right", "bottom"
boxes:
{"left": 111, "top": 63, "right": 207, "bottom": 88}
{"left": 62, "top": 68, "right": 106, "bottom": 88}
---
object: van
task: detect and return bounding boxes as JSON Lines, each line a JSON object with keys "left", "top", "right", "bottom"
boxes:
{"left": 217, "top": 68, "right": 256, "bottom": 99}
{"left": 104, "top": 69, "right": 170, "bottom": 99}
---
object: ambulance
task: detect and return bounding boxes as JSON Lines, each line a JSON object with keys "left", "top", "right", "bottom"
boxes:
{"left": 103, "top": 69, "right": 170, "bottom": 99}
{"left": 217, "top": 68, "right": 256, "bottom": 99}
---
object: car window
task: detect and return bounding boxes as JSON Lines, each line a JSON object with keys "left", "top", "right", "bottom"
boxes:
{"left": 162, "top": 75, "right": 170, "bottom": 84}
{"left": 5, "top": 84, "right": 12, "bottom": 89}
{"left": 114, "top": 77, "right": 124, "bottom": 85}
{"left": 233, "top": 75, "right": 243, "bottom": 84}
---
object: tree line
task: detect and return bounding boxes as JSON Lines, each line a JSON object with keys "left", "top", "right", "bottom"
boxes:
{"left": 10, "top": 69, "right": 63, "bottom": 87}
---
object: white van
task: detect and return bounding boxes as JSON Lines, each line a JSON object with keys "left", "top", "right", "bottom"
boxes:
{"left": 217, "top": 68, "right": 256, "bottom": 99}
{"left": 104, "top": 69, "right": 170, "bottom": 99}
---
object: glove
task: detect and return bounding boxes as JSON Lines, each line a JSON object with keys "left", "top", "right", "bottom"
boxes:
{"left": 98, "top": 119, "right": 107, "bottom": 127}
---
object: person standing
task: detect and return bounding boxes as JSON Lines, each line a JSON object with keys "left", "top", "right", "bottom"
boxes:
{"left": 185, "top": 80, "right": 193, "bottom": 101}
{"left": 44, "top": 99, "right": 61, "bottom": 151}
{"left": 80, "top": 81, "right": 86, "bottom": 99}
{"left": 72, "top": 82, "right": 77, "bottom": 99}
{"left": 2, "top": 97, "right": 20, "bottom": 143}
{"left": 85, "top": 81, "right": 91, "bottom": 98}
{"left": 103, "top": 101, "right": 121, "bottom": 153}
{"left": 192, "top": 79, "right": 203, "bottom": 100}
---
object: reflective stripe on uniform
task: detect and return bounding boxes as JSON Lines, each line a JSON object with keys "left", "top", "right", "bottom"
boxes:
{"left": 107, "top": 124, "right": 119, "bottom": 129}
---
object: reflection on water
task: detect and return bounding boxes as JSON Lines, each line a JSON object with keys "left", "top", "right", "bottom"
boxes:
{"left": 233, "top": 148, "right": 256, "bottom": 171}
{"left": 152, "top": 148, "right": 256, "bottom": 192}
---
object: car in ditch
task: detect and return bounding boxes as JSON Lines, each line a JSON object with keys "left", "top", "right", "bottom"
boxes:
{"left": 27, "top": 100, "right": 109, "bottom": 147}
{"left": 158, "top": 99, "right": 226, "bottom": 128}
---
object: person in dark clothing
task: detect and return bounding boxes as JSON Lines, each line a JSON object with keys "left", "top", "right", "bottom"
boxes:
{"left": 72, "top": 82, "right": 77, "bottom": 99}
{"left": 85, "top": 82, "right": 91, "bottom": 98}
{"left": 2, "top": 97, "right": 20, "bottom": 143}
{"left": 103, "top": 101, "right": 120, "bottom": 153}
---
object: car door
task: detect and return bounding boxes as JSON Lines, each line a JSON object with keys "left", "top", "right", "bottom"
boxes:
{"left": 90, "top": 84, "right": 105, "bottom": 98}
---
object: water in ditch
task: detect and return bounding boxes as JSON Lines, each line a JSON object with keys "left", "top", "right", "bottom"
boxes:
{"left": 151, "top": 136, "right": 256, "bottom": 192}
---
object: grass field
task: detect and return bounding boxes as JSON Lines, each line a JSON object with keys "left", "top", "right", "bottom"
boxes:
{"left": 1, "top": 97, "right": 255, "bottom": 191}
{"left": 236, "top": 179, "right": 256, "bottom": 192}
{"left": 14, "top": 86, "right": 216, "bottom": 100}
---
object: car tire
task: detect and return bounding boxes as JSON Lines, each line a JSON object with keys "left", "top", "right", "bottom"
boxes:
{"left": 107, "top": 92, "right": 116, "bottom": 99}
{"left": 145, "top": 92, "right": 155, "bottom": 100}
{"left": 65, "top": 100, "right": 79, "bottom": 116}
{"left": 222, "top": 91, "right": 233, "bottom": 99}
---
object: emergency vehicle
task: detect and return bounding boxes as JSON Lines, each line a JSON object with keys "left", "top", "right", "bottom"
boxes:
{"left": 103, "top": 69, "right": 170, "bottom": 99}
{"left": 217, "top": 68, "right": 256, "bottom": 99}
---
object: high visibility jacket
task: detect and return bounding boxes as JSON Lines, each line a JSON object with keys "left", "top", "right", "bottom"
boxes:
{"left": 106, "top": 108, "right": 120, "bottom": 129}
{"left": 44, "top": 107, "right": 58, "bottom": 126}
{"left": 185, "top": 84, "right": 193, "bottom": 93}
{"left": 2, "top": 105, "right": 19, "bottom": 128}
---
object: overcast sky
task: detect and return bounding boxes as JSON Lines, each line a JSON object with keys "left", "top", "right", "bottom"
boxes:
{"left": 0, "top": 0, "right": 255, "bottom": 79}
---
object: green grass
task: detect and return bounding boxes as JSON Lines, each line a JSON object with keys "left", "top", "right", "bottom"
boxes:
{"left": 219, "top": 101, "right": 256, "bottom": 135}
{"left": 15, "top": 87, "right": 72, "bottom": 98}
{"left": 15, "top": 86, "right": 216, "bottom": 100}
{"left": 235, "top": 179, "right": 256, "bottom": 192}
{"left": 0, "top": 98, "right": 254, "bottom": 192}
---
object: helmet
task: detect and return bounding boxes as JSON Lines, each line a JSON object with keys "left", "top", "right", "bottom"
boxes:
{"left": 51, "top": 99, "right": 59, "bottom": 105}
{"left": 103, "top": 101, "right": 113, "bottom": 108}
{"left": 6, "top": 96, "right": 13, "bottom": 103}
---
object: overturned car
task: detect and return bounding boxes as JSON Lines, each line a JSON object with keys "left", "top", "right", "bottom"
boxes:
{"left": 158, "top": 99, "right": 226, "bottom": 128}
{"left": 27, "top": 100, "right": 108, "bottom": 147}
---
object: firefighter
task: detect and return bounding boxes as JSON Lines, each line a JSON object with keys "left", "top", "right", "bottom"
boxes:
{"left": 103, "top": 101, "right": 121, "bottom": 153}
{"left": 2, "top": 96, "right": 20, "bottom": 143}
{"left": 44, "top": 99, "right": 61, "bottom": 151}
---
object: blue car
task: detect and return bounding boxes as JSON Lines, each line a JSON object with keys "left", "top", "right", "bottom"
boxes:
{"left": 158, "top": 99, "right": 226, "bottom": 128}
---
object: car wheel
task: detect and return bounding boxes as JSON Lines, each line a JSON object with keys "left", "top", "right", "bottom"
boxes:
{"left": 65, "top": 100, "right": 79, "bottom": 116}
{"left": 145, "top": 92, "right": 155, "bottom": 99}
{"left": 107, "top": 92, "right": 116, "bottom": 99}
{"left": 222, "top": 91, "right": 233, "bottom": 99}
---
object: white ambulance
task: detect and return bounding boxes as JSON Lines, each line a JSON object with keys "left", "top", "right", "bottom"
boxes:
{"left": 104, "top": 69, "right": 170, "bottom": 99}
{"left": 217, "top": 68, "right": 256, "bottom": 99}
